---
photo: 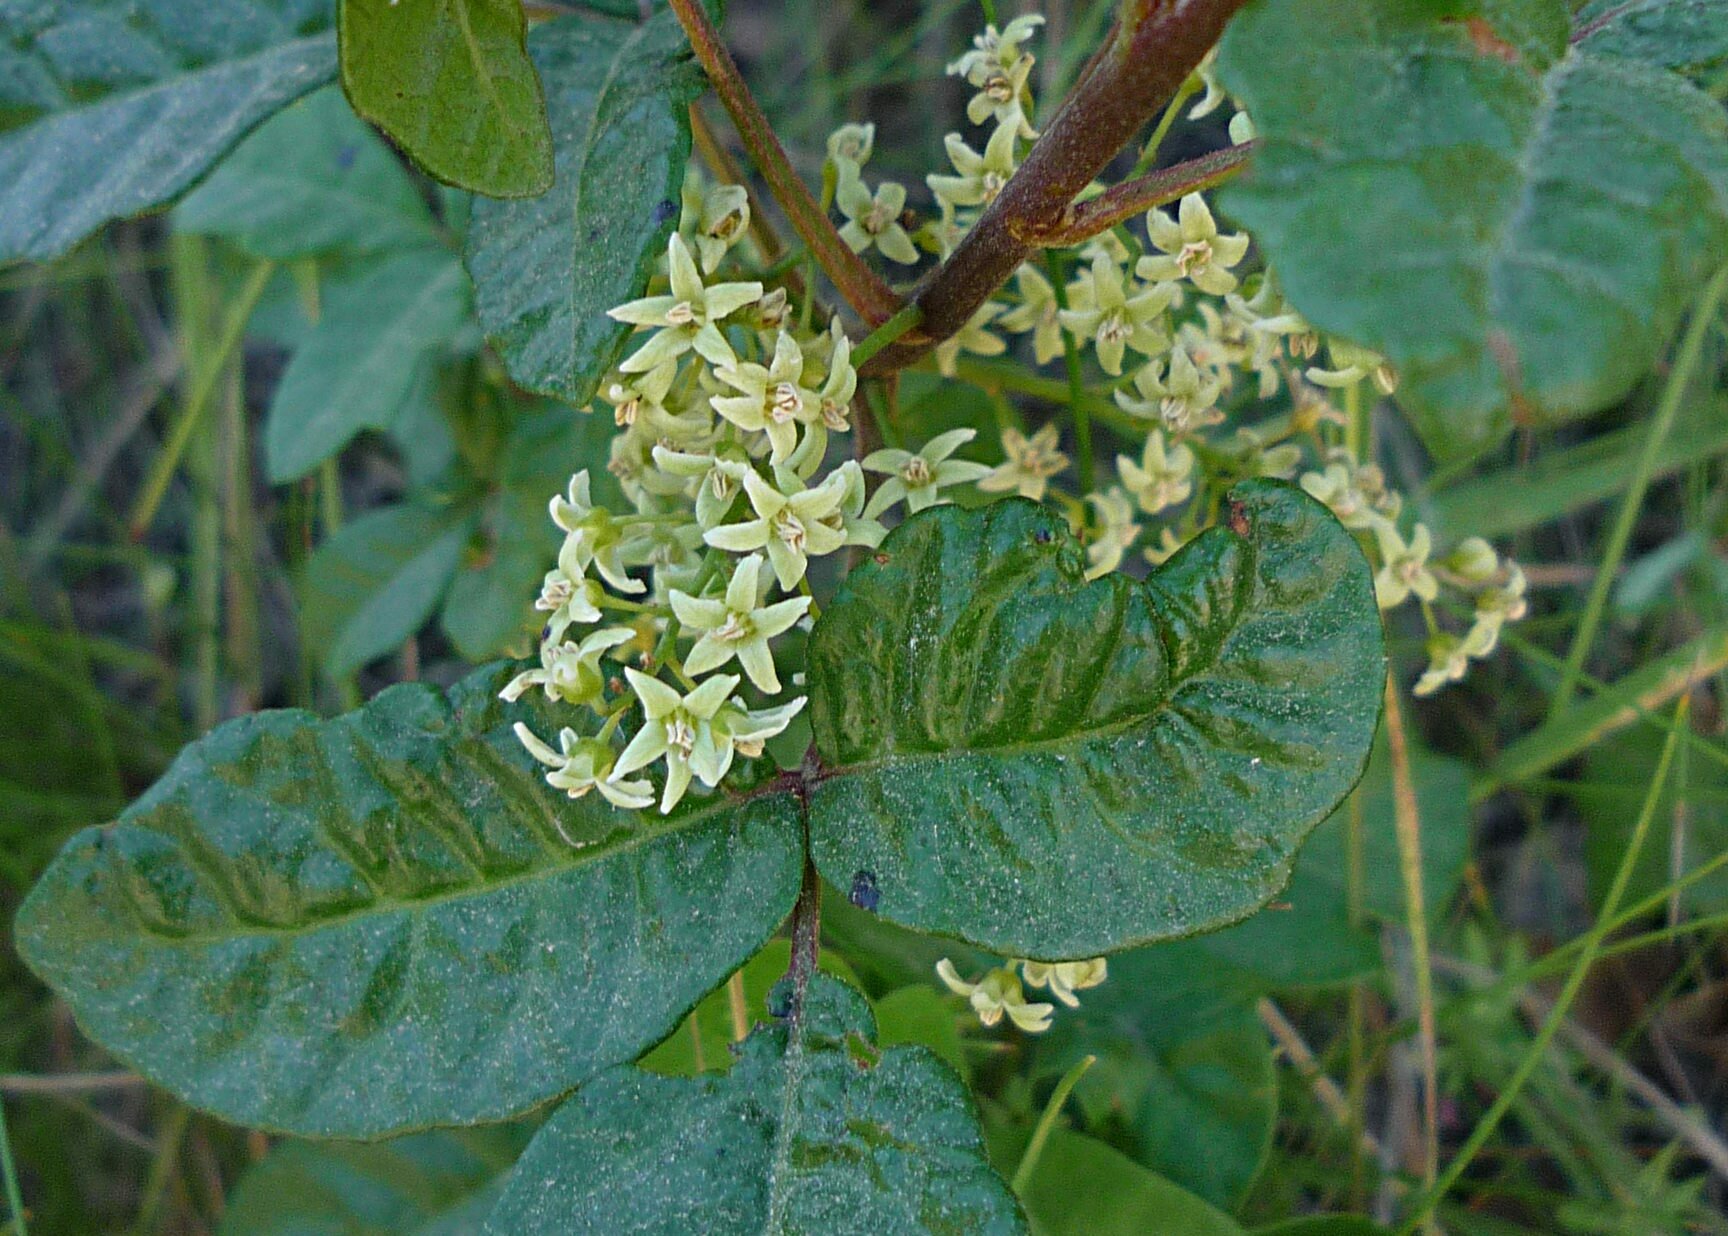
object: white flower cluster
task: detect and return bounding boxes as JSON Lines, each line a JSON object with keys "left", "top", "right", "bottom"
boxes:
{"left": 937, "top": 956, "right": 1108, "bottom": 1034}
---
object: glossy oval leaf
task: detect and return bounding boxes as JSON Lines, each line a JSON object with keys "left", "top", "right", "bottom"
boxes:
{"left": 466, "top": 7, "right": 704, "bottom": 407}
{"left": 484, "top": 974, "right": 1026, "bottom": 1234}
{"left": 218, "top": 1127, "right": 529, "bottom": 1235}
{"left": 1575, "top": 0, "right": 1728, "bottom": 85}
{"left": 1217, "top": 0, "right": 1728, "bottom": 456}
{"left": 264, "top": 248, "right": 472, "bottom": 483}
{"left": 174, "top": 87, "right": 438, "bottom": 259}
{"left": 16, "top": 664, "right": 803, "bottom": 1138}
{"left": 339, "top": 0, "right": 553, "bottom": 197}
{"left": 806, "top": 481, "right": 1384, "bottom": 961}
{"left": 0, "top": 0, "right": 337, "bottom": 263}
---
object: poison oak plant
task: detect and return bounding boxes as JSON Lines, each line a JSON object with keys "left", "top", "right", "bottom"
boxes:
{"left": 4, "top": 0, "right": 1727, "bottom": 1231}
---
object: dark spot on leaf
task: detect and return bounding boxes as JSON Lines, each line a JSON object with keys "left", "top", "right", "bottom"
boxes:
{"left": 1033, "top": 527, "right": 1054, "bottom": 545}
{"left": 873, "top": 552, "right": 890, "bottom": 566}
{"left": 848, "top": 870, "right": 880, "bottom": 912}
{"left": 587, "top": 227, "right": 601, "bottom": 243}
{"left": 765, "top": 980, "right": 795, "bottom": 1020}
{"left": 1227, "top": 500, "right": 1250, "bottom": 538}
{"left": 650, "top": 198, "right": 677, "bottom": 226}
{"left": 1458, "top": 16, "right": 1521, "bottom": 64}
{"left": 540, "top": 623, "right": 553, "bottom": 643}
{"left": 335, "top": 145, "right": 357, "bottom": 171}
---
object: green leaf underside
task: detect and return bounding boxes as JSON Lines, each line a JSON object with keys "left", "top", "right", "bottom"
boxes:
{"left": 466, "top": 7, "right": 704, "bottom": 407}
{"left": 806, "top": 481, "right": 1385, "bottom": 960}
{"left": 301, "top": 501, "right": 475, "bottom": 677}
{"left": 1003, "top": 1126, "right": 1246, "bottom": 1236}
{"left": 265, "top": 248, "right": 472, "bottom": 483}
{"left": 174, "top": 87, "right": 438, "bottom": 258}
{"left": 339, "top": 0, "right": 553, "bottom": 198}
{"left": 218, "top": 1127, "right": 529, "bottom": 1235}
{"left": 0, "top": 0, "right": 336, "bottom": 263}
{"left": 16, "top": 664, "right": 802, "bottom": 1138}
{"left": 483, "top": 975, "right": 1026, "bottom": 1235}
{"left": 1217, "top": 0, "right": 1728, "bottom": 456}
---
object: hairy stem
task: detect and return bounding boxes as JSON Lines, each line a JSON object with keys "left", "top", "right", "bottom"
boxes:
{"left": 1029, "top": 143, "right": 1254, "bottom": 249}
{"left": 863, "top": 0, "right": 1252, "bottom": 374}
{"left": 667, "top": 0, "right": 901, "bottom": 327}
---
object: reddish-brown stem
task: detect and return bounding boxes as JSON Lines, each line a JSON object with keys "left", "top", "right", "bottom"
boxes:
{"left": 667, "top": 0, "right": 902, "bottom": 327}
{"left": 863, "top": 0, "right": 1252, "bottom": 374}
{"left": 1026, "top": 142, "right": 1255, "bottom": 248}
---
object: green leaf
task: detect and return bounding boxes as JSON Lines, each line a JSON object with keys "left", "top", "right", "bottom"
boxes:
{"left": 1183, "top": 740, "right": 1473, "bottom": 990}
{"left": 174, "top": 87, "right": 438, "bottom": 258}
{"left": 16, "top": 664, "right": 803, "bottom": 1137}
{"left": 806, "top": 481, "right": 1384, "bottom": 960}
{"left": 1217, "top": 0, "right": 1728, "bottom": 456}
{"left": 484, "top": 974, "right": 1026, "bottom": 1234}
{"left": 301, "top": 501, "right": 475, "bottom": 677}
{"left": 1034, "top": 948, "right": 1276, "bottom": 1209}
{"left": 1574, "top": 0, "right": 1728, "bottom": 86}
{"left": 637, "top": 938, "right": 861, "bottom": 1078}
{"left": 0, "top": 0, "right": 337, "bottom": 263}
{"left": 265, "top": 249, "right": 471, "bottom": 482}
{"left": 466, "top": 8, "right": 705, "bottom": 407}
{"left": 339, "top": 0, "right": 553, "bottom": 198}
{"left": 218, "top": 1127, "right": 529, "bottom": 1235}
{"left": 1254, "top": 1221, "right": 1387, "bottom": 1236}
{"left": 441, "top": 401, "right": 621, "bottom": 662}
{"left": 995, "top": 1125, "right": 1246, "bottom": 1236}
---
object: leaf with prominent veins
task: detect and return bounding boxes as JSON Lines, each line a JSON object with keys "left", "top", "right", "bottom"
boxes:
{"left": 17, "top": 664, "right": 802, "bottom": 1138}
{"left": 805, "top": 481, "right": 1385, "bottom": 960}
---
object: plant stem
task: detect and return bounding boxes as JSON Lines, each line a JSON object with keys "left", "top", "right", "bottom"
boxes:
{"left": 1397, "top": 696, "right": 1690, "bottom": 1233}
{"left": 851, "top": 304, "right": 924, "bottom": 369}
{"left": 1044, "top": 252, "right": 1093, "bottom": 492}
{"left": 666, "top": 0, "right": 900, "bottom": 327}
{"left": 127, "top": 260, "right": 274, "bottom": 541}
{"left": 863, "top": 0, "right": 1251, "bottom": 373}
{"left": 1011, "top": 1053, "right": 1095, "bottom": 1194}
{"left": 1549, "top": 264, "right": 1728, "bottom": 718}
{"left": 0, "top": 1098, "right": 25, "bottom": 1236}
{"left": 1383, "top": 678, "right": 1438, "bottom": 1226}
{"left": 1028, "top": 143, "right": 1254, "bottom": 249}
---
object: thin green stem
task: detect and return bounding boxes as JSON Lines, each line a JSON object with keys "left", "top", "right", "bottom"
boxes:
{"left": 127, "top": 260, "right": 274, "bottom": 541}
{"left": 851, "top": 305, "right": 924, "bottom": 369}
{"left": 1130, "top": 76, "right": 1200, "bottom": 176}
{"left": 1011, "top": 1053, "right": 1096, "bottom": 1195}
{"left": 1044, "top": 253, "right": 1094, "bottom": 493}
{"left": 1397, "top": 698, "right": 1690, "bottom": 1233}
{"left": 1549, "top": 264, "right": 1728, "bottom": 718}
{"left": 0, "top": 1099, "right": 25, "bottom": 1236}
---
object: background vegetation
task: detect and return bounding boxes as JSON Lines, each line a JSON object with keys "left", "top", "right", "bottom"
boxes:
{"left": 4, "top": 0, "right": 1728, "bottom": 1232}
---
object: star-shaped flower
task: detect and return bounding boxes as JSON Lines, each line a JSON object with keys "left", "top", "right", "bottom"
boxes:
{"left": 1083, "top": 486, "right": 1142, "bottom": 579}
{"left": 691, "top": 183, "right": 750, "bottom": 274}
{"left": 1019, "top": 957, "right": 1107, "bottom": 1008}
{"left": 927, "top": 121, "right": 1019, "bottom": 212}
{"left": 936, "top": 959, "right": 1053, "bottom": 1033}
{"left": 933, "top": 299, "right": 1008, "bottom": 377}
{"left": 863, "top": 428, "right": 993, "bottom": 518}
{"left": 1060, "top": 254, "right": 1174, "bottom": 376}
{"left": 653, "top": 446, "right": 753, "bottom": 531}
{"left": 978, "top": 423, "right": 1069, "bottom": 501}
{"left": 711, "top": 331, "right": 819, "bottom": 464}
{"left": 836, "top": 173, "right": 920, "bottom": 265}
{"left": 703, "top": 467, "right": 850, "bottom": 591}
{"left": 607, "top": 233, "right": 762, "bottom": 374}
{"left": 1372, "top": 521, "right": 1439, "bottom": 609}
{"left": 513, "top": 723, "right": 655, "bottom": 812}
{"left": 1138, "top": 193, "right": 1250, "bottom": 297}
{"left": 1117, "top": 428, "right": 1195, "bottom": 515}
{"left": 997, "top": 266, "right": 1068, "bottom": 366}
{"left": 613, "top": 669, "right": 804, "bottom": 813}
{"left": 550, "top": 471, "right": 646, "bottom": 595}
{"left": 947, "top": 14, "right": 1044, "bottom": 83}
{"left": 670, "top": 554, "right": 810, "bottom": 693}
{"left": 499, "top": 626, "right": 634, "bottom": 710}
{"left": 1114, "top": 343, "right": 1224, "bottom": 432}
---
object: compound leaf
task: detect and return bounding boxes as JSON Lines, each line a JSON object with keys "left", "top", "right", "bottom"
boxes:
{"left": 806, "top": 481, "right": 1384, "bottom": 960}
{"left": 17, "top": 665, "right": 803, "bottom": 1138}
{"left": 483, "top": 974, "right": 1026, "bottom": 1234}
